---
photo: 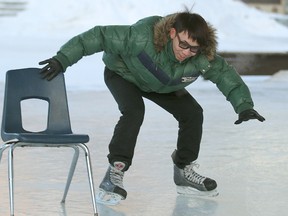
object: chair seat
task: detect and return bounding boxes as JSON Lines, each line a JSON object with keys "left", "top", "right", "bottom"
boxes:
{"left": 9, "top": 133, "right": 89, "bottom": 144}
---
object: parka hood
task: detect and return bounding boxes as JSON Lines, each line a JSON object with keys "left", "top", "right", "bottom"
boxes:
{"left": 154, "top": 13, "right": 218, "bottom": 61}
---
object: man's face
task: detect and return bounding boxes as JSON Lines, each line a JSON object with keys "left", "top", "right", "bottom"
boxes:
{"left": 170, "top": 28, "right": 200, "bottom": 62}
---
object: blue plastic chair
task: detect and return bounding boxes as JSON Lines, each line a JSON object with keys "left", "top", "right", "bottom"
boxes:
{"left": 0, "top": 68, "right": 98, "bottom": 216}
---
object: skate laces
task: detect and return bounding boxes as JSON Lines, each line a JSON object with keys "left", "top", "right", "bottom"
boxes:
{"left": 110, "top": 166, "right": 125, "bottom": 188}
{"left": 184, "top": 163, "right": 206, "bottom": 184}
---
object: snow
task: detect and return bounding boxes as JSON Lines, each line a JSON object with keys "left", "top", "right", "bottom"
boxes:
{"left": 267, "top": 70, "right": 288, "bottom": 82}
{"left": 1, "top": 0, "right": 288, "bottom": 90}
{"left": 2, "top": 0, "right": 288, "bottom": 51}
{"left": 0, "top": 1, "right": 288, "bottom": 216}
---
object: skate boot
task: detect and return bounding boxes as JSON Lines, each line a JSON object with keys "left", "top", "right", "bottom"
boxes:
{"left": 172, "top": 151, "right": 218, "bottom": 197}
{"left": 96, "top": 161, "right": 127, "bottom": 205}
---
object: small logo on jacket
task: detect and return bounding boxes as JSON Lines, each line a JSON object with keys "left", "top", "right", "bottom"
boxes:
{"left": 181, "top": 76, "right": 198, "bottom": 83}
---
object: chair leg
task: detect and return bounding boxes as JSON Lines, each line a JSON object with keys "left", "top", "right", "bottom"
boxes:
{"left": 8, "top": 144, "right": 16, "bottom": 216}
{"left": 61, "top": 146, "right": 80, "bottom": 203}
{"left": 78, "top": 143, "right": 98, "bottom": 216}
{"left": 0, "top": 143, "right": 10, "bottom": 164}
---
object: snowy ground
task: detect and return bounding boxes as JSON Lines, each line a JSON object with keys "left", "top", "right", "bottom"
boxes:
{"left": 0, "top": 72, "right": 287, "bottom": 216}
{"left": 1, "top": 0, "right": 288, "bottom": 91}
{"left": 0, "top": 0, "right": 288, "bottom": 215}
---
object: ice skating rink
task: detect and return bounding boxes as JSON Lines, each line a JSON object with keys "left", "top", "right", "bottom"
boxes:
{"left": 1, "top": 0, "right": 288, "bottom": 215}
{"left": 0, "top": 72, "right": 287, "bottom": 216}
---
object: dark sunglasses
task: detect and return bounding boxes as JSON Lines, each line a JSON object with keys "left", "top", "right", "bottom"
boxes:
{"left": 176, "top": 34, "right": 201, "bottom": 53}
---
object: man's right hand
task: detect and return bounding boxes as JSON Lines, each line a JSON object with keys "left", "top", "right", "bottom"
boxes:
{"left": 39, "top": 58, "right": 63, "bottom": 81}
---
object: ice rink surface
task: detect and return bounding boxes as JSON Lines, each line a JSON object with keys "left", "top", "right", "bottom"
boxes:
{"left": 0, "top": 72, "right": 287, "bottom": 216}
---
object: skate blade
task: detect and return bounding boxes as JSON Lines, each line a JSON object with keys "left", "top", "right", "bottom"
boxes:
{"left": 176, "top": 186, "right": 219, "bottom": 197}
{"left": 96, "top": 189, "right": 123, "bottom": 206}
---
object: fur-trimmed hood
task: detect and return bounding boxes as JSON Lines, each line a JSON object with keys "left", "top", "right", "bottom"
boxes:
{"left": 154, "top": 13, "right": 218, "bottom": 61}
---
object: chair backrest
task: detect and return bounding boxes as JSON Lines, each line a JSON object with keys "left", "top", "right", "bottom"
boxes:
{"left": 1, "top": 68, "right": 72, "bottom": 141}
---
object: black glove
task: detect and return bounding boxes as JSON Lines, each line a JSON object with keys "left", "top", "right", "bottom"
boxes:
{"left": 234, "top": 109, "right": 265, "bottom": 124}
{"left": 39, "top": 58, "right": 63, "bottom": 81}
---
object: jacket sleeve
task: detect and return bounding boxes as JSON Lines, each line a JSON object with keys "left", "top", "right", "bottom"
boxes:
{"left": 202, "top": 55, "right": 254, "bottom": 114}
{"left": 53, "top": 25, "right": 147, "bottom": 71}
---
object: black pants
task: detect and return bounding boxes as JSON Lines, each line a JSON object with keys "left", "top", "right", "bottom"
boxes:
{"left": 104, "top": 67, "right": 203, "bottom": 170}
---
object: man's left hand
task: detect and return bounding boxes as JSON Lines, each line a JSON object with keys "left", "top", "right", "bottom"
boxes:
{"left": 234, "top": 109, "right": 265, "bottom": 124}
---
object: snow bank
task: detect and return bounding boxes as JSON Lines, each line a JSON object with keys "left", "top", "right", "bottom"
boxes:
{"left": 1, "top": 0, "right": 288, "bottom": 90}
{"left": 1, "top": 0, "right": 288, "bottom": 52}
{"left": 268, "top": 70, "right": 288, "bottom": 82}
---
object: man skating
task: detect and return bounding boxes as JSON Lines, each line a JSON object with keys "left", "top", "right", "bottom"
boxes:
{"left": 40, "top": 10, "right": 265, "bottom": 205}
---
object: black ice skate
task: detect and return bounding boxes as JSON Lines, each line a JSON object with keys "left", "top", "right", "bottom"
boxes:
{"left": 172, "top": 151, "right": 218, "bottom": 197}
{"left": 96, "top": 161, "right": 127, "bottom": 205}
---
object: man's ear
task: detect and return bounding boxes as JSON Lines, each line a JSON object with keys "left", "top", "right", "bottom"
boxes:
{"left": 170, "top": 28, "right": 177, "bottom": 39}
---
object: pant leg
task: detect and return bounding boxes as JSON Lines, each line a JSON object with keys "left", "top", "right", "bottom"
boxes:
{"left": 143, "top": 89, "right": 203, "bottom": 168}
{"left": 104, "top": 67, "right": 145, "bottom": 170}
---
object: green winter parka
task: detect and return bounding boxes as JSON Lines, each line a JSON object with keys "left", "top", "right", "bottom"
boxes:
{"left": 53, "top": 14, "right": 254, "bottom": 114}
